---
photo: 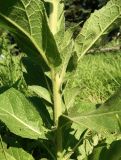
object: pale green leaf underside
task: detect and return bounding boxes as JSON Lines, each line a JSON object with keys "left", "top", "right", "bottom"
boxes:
{"left": 75, "top": 0, "right": 121, "bottom": 59}
{"left": 0, "top": 88, "right": 47, "bottom": 139}
{"left": 0, "top": 139, "right": 34, "bottom": 160}
{"left": 0, "top": 0, "right": 61, "bottom": 66}
{"left": 28, "top": 85, "right": 52, "bottom": 104}
{"left": 64, "top": 89, "right": 121, "bottom": 134}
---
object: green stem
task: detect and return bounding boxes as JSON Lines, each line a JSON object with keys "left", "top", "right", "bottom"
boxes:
{"left": 52, "top": 72, "right": 62, "bottom": 124}
{"left": 49, "top": 0, "right": 58, "bottom": 35}
{"left": 49, "top": 0, "right": 63, "bottom": 158}
{"left": 51, "top": 69, "right": 63, "bottom": 159}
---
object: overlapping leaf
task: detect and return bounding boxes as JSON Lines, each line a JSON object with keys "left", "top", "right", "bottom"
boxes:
{"left": 75, "top": 0, "right": 121, "bottom": 59}
{"left": 0, "top": 88, "right": 47, "bottom": 139}
{"left": 0, "top": 0, "right": 61, "bottom": 66}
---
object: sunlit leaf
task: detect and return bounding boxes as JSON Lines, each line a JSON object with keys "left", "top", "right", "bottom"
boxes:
{"left": 63, "top": 89, "right": 121, "bottom": 135}
{"left": 0, "top": 88, "right": 48, "bottom": 139}
{"left": 75, "top": 0, "right": 121, "bottom": 59}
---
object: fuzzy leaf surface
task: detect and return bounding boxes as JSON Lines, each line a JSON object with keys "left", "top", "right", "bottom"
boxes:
{"left": 0, "top": 88, "right": 47, "bottom": 139}
{"left": 75, "top": 0, "right": 121, "bottom": 59}
{"left": 63, "top": 89, "right": 121, "bottom": 134}
{"left": 0, "top": 0, "right": 61, "bottom": 66}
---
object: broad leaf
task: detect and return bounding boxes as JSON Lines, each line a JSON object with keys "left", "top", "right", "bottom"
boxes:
{"left": 63, "top": 89, "right": 121, "bottom": 134}
{"left": 0, "top": 88, "right": 47, "bottom": 139}
{"left": 0, "top": 139, "right": 34, "bottom": 160}
{"left": 28, "top": 85, "right": 52, "bottom": 104}
{"left": 75, "top": 0, "right": 121, "bottom": 59}
{"left": 0, "top": 0, "right": 61, "bottom": 66}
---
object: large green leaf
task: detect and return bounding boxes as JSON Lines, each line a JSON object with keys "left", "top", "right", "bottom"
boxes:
{"left": 0, "top": 0, "right": 61, "bottom": 66}
{"left": 63, "top": 89, "right": 121, "bottom": 135}
{"left": 0, "top": 138, "right": 34, "bottom": 160}
{"left": 0, "top": 88, "right": 47, "bottom": 139}
{"left": 75, "top": 0, "right": 121, "bottom": 59}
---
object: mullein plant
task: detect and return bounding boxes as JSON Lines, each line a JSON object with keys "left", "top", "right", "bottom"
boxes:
{"left": 0, "top": 0, "right": 121, "bottom": 159}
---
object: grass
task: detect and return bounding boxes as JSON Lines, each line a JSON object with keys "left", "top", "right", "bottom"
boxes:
{"left": 69, "top": 51, "right": 121, "bottom": 104}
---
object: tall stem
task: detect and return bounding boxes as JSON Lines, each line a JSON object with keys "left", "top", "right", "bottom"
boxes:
{"left": 49, "top": 0, "right": 58, "bottom": 35}
{"left": 49, "top": 0, "right": 63, "bottom": 158}
{"left": 51, "top": 69, "right": 63, "bottom": 159}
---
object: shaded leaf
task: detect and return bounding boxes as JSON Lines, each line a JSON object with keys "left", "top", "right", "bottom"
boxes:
{"left": 22, "top": 57, "right": 49, "bottom": 87}
{"left": 0, "top": 137, "right": 34, "bottom": 160}
{"left": 107, "top": 140, "right": 121, "bottom": 160}
{"left": 86, "top": 140, "right": 121, "bottom": 160}
{"left": 29, "top": 96, "right": 53, "bottom": 129}
{"left": 86, "top": 146, "right": 107, "bottom": 160}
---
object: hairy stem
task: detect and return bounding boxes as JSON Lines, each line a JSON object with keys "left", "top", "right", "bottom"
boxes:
{"left": 51, "top": 69, "right": 63, "bottom": 159}
{"left": 49, "top": 0, "right": 58, "bottom": 35}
